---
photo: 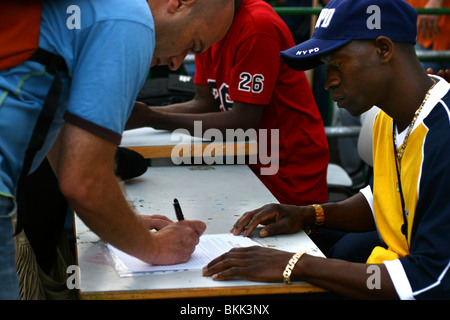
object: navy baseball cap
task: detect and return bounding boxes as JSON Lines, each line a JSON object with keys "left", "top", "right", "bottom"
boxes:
{"left": 281, "top": 0, "right": 418, "bottom": 71}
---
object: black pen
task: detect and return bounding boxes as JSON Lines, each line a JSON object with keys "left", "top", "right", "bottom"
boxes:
{"left": 173, "top": 198, "right": 185, "bottom": 221}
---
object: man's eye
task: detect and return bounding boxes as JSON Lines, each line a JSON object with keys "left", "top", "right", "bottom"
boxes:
{"left": 328, "top": 63, "right": 341, "bottom": 70}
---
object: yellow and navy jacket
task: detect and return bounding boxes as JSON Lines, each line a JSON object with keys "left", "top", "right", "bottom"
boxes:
{"left": 361, "top": 75, "right": 450, "bottom": 299}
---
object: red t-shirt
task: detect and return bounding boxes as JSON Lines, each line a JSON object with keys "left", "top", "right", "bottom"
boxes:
{"left": 194, "top": 0, "right": 329, "bottom": 205}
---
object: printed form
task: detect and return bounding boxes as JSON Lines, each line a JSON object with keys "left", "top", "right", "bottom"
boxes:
{"left": 107, "top": 234, "right": 262, "bottom": 277}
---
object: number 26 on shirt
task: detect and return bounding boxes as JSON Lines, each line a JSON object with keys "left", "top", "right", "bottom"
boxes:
{"left": 239, "top": 72, "right": 264, "bottom": 93}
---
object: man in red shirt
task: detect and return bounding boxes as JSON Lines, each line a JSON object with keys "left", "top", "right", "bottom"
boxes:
{"left": 127, "top": 0, "right": 329, "bottom": 205}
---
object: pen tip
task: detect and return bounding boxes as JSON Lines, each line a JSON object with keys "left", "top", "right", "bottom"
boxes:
{"left": 174, "top": 198, "right": 178, "bottom": 203}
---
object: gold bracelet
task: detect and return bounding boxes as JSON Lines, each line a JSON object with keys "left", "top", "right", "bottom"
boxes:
{"left": 282, "top": 251, "right": 304, "bottom": 284}
{"left": 304, "top": 204, "right": 325, "bottom": 235}
{"left": 310, "top": 204, "right": 325, "bottom": 225}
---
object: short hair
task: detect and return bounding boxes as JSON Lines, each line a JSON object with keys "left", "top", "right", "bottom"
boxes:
{"left": 188, "top": 0, "right": 233, "bottom": 24}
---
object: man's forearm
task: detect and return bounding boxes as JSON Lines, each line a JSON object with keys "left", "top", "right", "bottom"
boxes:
{"left": 148, "top": 108, "right": 251, "bottom": 137}
{"left": 63, "top": 162, "right": 161, "bottom": 264}
{"left": 151, "top": 97, "right": 214, "bottom": 114}
{"left": 319, "top": 192, "right": 376, "bottom": 233}
{"left": 294, "top": 254, "right": 399, "bottom": 299}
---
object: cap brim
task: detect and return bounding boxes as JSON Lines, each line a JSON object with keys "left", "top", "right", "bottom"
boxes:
{"left": 281, "top": 38, "right": 351, "bottom": 71}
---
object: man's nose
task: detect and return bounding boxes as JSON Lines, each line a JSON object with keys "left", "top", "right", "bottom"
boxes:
{"left": 168, "top": 52, "right": 188, "bottom": 71}
{"left": 324, "top": 70, "right": 340, "bottom": 91}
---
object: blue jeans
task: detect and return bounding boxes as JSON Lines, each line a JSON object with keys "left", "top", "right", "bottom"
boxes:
{"left": 0, "top": 196, "right": 20, "bottom": 300}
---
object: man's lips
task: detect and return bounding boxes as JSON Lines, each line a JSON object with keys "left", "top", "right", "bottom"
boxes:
{"left": 332, "top": 94, "right": 344, "bottom": 106}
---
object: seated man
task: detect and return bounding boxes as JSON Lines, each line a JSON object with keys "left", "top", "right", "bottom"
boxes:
{"left": 203, "top": 0, "right": 450, "bottom": 299}
{"left": 126, "top": 0, "right": 329, "bottom": 206}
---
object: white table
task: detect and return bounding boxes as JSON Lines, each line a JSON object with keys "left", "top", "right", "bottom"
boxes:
{"left": 120, "top": 127, "right": 258, "bottom": 160}
{"left": 74, "top": 164, "right": 325, "bottom": 300}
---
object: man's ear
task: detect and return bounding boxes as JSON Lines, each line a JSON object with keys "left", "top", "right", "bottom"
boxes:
{"left": 167, "top": 0, "right": 197, "bottom": 13}
{"left": 374, "top": 36, "right": 394, "bottom": 64}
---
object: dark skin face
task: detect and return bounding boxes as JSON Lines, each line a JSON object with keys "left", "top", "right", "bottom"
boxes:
{"left": 321, "top": 37, "right": 436, "bottom": 132}
{"left": 321, "top": 40, "right": 387, "bottom": 117}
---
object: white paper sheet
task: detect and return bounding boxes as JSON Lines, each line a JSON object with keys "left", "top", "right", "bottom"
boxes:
{"left": 106, "top": 234, "right": 262, "bottom": 277}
